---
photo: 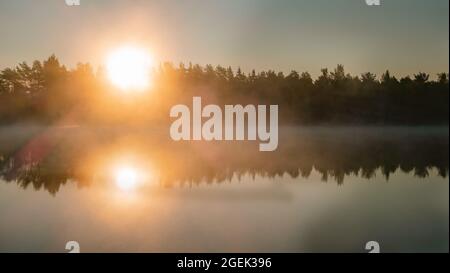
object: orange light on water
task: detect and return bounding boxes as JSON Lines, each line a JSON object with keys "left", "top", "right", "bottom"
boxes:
{"left": 114, "top": 165, "right": 141, "bottom": 191}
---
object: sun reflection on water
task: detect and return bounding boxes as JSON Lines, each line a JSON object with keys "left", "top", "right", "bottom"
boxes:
{"left": 114, "top": 166, "right": 140, "bottom": 191}
{"left": 110, "top": 157, "right": 156, "bottom": 193}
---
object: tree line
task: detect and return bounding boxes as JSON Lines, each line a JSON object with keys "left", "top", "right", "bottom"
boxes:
{"left": 0, "top": 55, "right": 448, "bottom": 124}
{"left": 1, "top": 126, "right": 447, "bottom": 194}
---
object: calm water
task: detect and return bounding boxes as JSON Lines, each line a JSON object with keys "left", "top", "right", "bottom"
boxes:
{"left": 0, "top": 126, "right": 448, "bottom": 253}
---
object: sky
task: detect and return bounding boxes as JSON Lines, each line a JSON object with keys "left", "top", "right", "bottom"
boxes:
{"left": 0, "top": 0, "right": 448, "bottom": 78}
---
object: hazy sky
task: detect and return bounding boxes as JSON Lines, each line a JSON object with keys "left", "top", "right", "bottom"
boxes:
{"left": 0, "top": 0, "right": 448, "bottom": 78}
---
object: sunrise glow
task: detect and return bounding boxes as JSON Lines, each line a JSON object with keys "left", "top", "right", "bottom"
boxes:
{"left": 106, "top": 46, "right": 153, "bottom": 91}
{"left": 114, "top": 165, "right": 141, "bottom": 191}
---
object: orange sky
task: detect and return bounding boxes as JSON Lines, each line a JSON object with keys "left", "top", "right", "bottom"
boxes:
{"left": 0, "top": 0, "right": 448, "bottom": 78}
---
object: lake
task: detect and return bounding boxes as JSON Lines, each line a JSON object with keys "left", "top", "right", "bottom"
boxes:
{"left": 0, "top": 126, "right": 448, "bottom": 252}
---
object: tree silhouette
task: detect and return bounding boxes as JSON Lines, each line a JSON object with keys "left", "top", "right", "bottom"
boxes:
{"left": 0, "top": 56, "right": 448, "bottom": 125}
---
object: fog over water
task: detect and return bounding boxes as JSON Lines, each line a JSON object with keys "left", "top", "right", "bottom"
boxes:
{"left": 0, "top": 125, "right": 448, "bottom": 252}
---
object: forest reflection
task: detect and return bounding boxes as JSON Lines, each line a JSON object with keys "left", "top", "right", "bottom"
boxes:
{"left": 0, "top": 126, "right": 448, "bottom": 195}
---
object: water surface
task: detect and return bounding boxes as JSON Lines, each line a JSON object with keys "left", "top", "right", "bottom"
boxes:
{"left": 0, "top": 126, "right": 448, "bottom": 252}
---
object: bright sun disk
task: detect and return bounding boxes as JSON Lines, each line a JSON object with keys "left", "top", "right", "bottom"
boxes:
{"left": 106, "top": 46, "right": 153, "bottom": 91}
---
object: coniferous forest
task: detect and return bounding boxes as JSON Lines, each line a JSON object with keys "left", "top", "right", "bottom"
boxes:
{"left": 0, "top": 55, "right": 448, "bottom": 125}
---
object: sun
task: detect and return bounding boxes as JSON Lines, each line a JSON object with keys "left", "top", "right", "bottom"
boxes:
{"left": 106, "top": 46, "right": 154, "bottom": 91}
